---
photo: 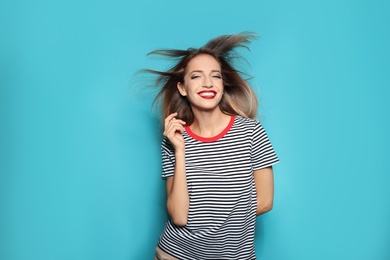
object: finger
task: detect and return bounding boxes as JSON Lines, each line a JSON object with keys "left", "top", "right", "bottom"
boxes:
{"left": 164, "top": 123, "right": 185, "bottom": 137}
{"left": 173, "top": 119, "right": 186, "bottom": 125}
{"left": 165, "top": 116, "right": 186, "bottom": 130}
{"left": 165, "top": 122, "right": 185, "bottom": 134}
{"left": 168, "top": 119, "right": 186, "bottom": 127}
{"left": 164, "top": 113, "right": 178, "bottom": 126}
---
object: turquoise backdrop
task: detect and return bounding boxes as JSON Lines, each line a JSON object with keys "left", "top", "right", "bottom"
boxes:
{"left": 1, "top": 0, "right": 389, "bottom": 259}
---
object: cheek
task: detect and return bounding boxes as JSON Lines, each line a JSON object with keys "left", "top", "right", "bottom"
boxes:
{"left": 187, "top": 82, "right": 199, "bottom": 92}
{"left": 219, "top": 83, "right": 225, "bottom": 92}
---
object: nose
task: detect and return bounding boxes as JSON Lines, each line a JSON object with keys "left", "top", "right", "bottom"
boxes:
{"left": 202, "top": 76, "right": 213, "bottom": 88}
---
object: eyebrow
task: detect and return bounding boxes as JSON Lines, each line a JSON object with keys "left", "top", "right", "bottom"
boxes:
{"left": 190, "top": 70, "right": 222, "bottom": 74}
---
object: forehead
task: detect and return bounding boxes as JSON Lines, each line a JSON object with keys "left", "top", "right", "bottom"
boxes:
{"left": 186, "top": 54, "right": 221, "bottom": 71}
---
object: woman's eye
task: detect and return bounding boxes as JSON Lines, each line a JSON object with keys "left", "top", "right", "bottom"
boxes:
{"left": 191, "top": 75, "right": 200, "bottom": 79}
{"left": 212, "top": 75, "right": 222, "bottom": 79}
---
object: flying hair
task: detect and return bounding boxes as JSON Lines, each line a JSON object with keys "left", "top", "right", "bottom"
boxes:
{"left": 145, "top": 32, "right": 259, "bottom": 125}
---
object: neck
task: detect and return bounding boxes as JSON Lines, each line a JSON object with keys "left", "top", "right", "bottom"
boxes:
{"left": 190, "top": 109, "right": 231, "bottom": 138}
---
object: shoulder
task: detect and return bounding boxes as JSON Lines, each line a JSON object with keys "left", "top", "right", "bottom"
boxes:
{"left": 233, "top": 116, "right": 267, "bottom": 139}
{"left": 161, "top": 137, "right": 174, "bottom": 154}
{"left": 234, "top": 116, "right": 261, "bottom": 129}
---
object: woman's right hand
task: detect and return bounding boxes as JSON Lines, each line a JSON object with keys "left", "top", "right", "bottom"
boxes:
{"left": 163, "top": 112, "right": 186, "bottom": 152}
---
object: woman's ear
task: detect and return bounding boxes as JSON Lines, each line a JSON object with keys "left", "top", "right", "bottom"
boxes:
{"left": 177, "top": 82, "right": 187, "bottom": 96}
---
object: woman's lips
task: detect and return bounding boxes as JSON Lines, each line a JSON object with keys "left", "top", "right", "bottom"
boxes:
{"left": 198, "top": 91, "right": 216, "bottom": 99}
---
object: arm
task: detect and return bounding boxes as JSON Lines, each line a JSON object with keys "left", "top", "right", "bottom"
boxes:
{"left": 253, "top": 166, "right": 274, "bottom": 216}
{"left": 166, "top": 150, "right": 189, "bottom": 226}
{"left": 164, "top": 113, "right": 189, "bottom": 226}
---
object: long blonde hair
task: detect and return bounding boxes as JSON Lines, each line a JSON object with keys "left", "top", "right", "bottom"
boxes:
{"left": 145, "top": 32, "right": 259, "bottom": 125}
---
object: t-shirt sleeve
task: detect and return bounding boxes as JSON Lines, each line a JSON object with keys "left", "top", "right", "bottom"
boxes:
{"left": 251, "top": 121, "right": 279, "bottom": 170}
{"left": 161, "top": 137, "right": 175, "bottom": 179}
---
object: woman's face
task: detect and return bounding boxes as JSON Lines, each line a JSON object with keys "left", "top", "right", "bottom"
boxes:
{"left": 177, "top": 54, "right": 224, "bottom": 113}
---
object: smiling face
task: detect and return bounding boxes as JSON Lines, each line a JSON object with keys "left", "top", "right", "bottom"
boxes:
{"left": 177, "top": 54, "right": 224, "bottom": 114}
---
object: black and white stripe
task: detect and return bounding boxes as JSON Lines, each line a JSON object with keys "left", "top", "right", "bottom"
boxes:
{"left": 158, "top": 116, "right": 279, "bottom": 260}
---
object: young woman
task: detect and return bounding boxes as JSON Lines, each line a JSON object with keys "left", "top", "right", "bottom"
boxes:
{"left": 147, "top": 32, "right": 279, "bottom": 259}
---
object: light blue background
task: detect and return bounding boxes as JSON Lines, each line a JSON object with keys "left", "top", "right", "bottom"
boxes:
{"left": 1, "top": 0, "right": 389, "bottom": 259}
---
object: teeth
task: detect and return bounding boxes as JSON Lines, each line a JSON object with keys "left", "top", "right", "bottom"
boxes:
{"left": 199, "top": 92, "right": 215, "bottom": 97}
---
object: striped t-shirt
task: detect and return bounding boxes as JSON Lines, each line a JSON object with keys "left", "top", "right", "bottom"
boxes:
{"left": 157, "top": 115, "right": 279, "bottom": 259}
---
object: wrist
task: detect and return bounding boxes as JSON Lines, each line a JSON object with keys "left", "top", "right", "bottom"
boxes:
{"left": 175, "top": 149, "right": 185, "bottom": 157}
